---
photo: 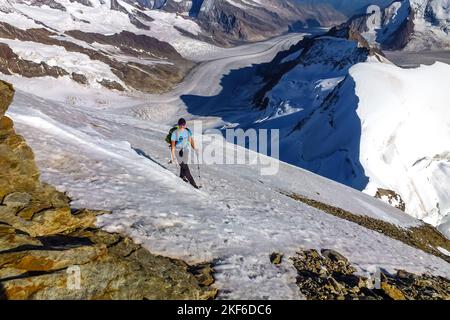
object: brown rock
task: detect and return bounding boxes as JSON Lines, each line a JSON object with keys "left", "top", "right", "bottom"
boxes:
{"left": 0, "top": 81, "right": 14, "bottom": 116}
{"left": 71, "top": 72, "right": 88, "bottom": 85}
{"left": 375, "top": 188, "right": 406, "bottom": 212}
{"left": 381, "top": 282, "right": 406, "bottom": 300}
{"left": 321, "top": 249, "right": 348, "bottom": 264}
{"left": 270, "top": 252, "right": 283, "bottom": 265}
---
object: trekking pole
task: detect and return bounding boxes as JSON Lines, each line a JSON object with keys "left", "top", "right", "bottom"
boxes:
{"left": 195, "top": 149, "right": 201, "bottom": 185}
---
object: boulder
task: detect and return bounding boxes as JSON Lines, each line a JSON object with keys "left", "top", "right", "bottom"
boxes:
{"left": 269, "top": 252, "right": 283, "bottom": 265}
{"left": 381, "top": 282, "right": 406, "bottom": 300}
{"left": 375, "top": 188, "right": 406, "bottom": 212}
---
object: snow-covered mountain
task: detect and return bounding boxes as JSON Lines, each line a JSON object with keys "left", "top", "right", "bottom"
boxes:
{"left": 0, "top": 0, "right": 207, "bottom": 93}
{"left": 343, "top": 0, "right": 450, "bottom": 50}
{"left": 295, "top": 0, "right": 394, "bottom": 16}
{"left": 0, "top": 0, "right": 350, "bottom": 94}
{"left": 183, "top": 0, "right": 346, "bottom": 44}
{"left": 179, "top": 25, "right": 450, "bottom": 238}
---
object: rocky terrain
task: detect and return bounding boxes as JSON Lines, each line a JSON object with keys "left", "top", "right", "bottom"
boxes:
{"left": 0, "top": 80, "right": 216, "bottom": 299}
{"left": 290, "top": 249, "right": 450, "bottom": 300}
{"left": 375, "top": 188, "right": 406, "bottom": 212}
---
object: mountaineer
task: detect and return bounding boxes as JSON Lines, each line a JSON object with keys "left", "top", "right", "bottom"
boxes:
{"left": 167, "top": 118, "right": 200, "bottom": 189}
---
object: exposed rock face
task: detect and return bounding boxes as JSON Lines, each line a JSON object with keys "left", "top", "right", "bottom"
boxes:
{"left": 111, "top": 0, "right": 150, "bottom": 30}
{"left": 65, "top": 30, "right": 185, "bottom": 61}
{"left": 291, "top": 249, "right": 450, "bottom": 300}
{"left": 97, "top": 79, "right": 125, "bottom": 92}
{"left": 0, "top": 81, "right": 216, "bottom": 300}
{"left": 375, "top": 188, "right": 406, "bottom": 212}
{"left": 269, "top": 252, "right": 283, "bottom": 265}
{"left": 0, "top": 43, "right": 69, "bottom": 79}
{"left": 71, "top": 72, "right": 88, "bottom": 85}
{"left": 19, "top": 0, "right": 67, "bottom": 12}
{"left": 69, "top": 0, "right": 94, "bottom": 7}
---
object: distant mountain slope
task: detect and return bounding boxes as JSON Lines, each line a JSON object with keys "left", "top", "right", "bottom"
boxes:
{"left": 0, "top": 0, "right": 202, "bottom": 93}
{"left": 342, "top": 0, "right": 450, "bottom": 50}
{"left": 0, "top": 0, "right": 349, "bottom": 93}
{"left": 153, "top": 0, "right": 347, "bottom": 45}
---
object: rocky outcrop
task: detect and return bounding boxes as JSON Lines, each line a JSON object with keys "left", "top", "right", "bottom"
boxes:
{"left": 0, "top": 81, "right": 216, "bottom": 300}
{"left": 65, "top": 30, "right": 185, "bottom": 61}
{"left": 20, "top": 0, "right": 67, "bottom": 12}
{"left": 375, "top": 188, "right": 406, "bottom": 212}
{"left": 110, "top": 0, "right": 150, "bottom": 30}
{"left": 0, "top": 43, "right": 69, "bottom": 79}
{"left": 71, "top": 72, "right": 88, "bottom": 85}
{"left": 269, "top": 252, "right": 283, "bottom": 265}
{"left": 97, "top": 79, "right": 125, "bottom": 92}
{"left": 291, "top": 249, "right": 450, "bottom": 300}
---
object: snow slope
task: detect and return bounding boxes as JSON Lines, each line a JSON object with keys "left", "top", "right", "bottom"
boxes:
{"left": 351, "top": 61, "right": 450, "bottom": 231}
{"left": 6, "top": 83, "right": 450, "bottom": 299}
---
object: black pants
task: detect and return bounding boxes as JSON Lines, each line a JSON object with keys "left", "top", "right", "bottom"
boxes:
{"left": 177, "top": 149, "right": 198, "bottom": 188}
{"left": 180, "top": 162, "right": 198, "bottom": 188}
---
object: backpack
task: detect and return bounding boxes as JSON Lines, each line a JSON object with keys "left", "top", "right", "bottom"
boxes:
{"left": 165, "top": 126, "right": 192, "bottom": 145}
